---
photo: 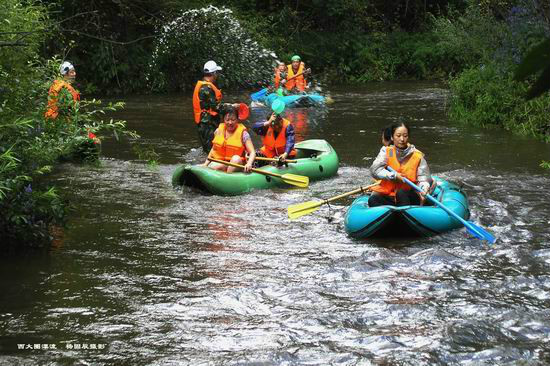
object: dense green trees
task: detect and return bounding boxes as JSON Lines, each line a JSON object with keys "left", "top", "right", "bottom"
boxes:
{"left": 447, "top": 1, "right": 550, "bottom": 142}
{"left": 43, "top": 0, "right": 476, "bottom": 92}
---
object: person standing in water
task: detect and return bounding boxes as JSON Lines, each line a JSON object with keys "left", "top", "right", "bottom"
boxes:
{"left": 45, "top": 61, "right": 80, "bottom": 121}
{"left": 192, "top": 60, "right": 230, "bottom": 152}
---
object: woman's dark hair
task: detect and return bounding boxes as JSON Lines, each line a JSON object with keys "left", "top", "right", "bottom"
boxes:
{"left": 382, "top": 126, "right": 392, "bottom": 143}
{"left": 390, "top": 122, "right": 410, "bottom": 137}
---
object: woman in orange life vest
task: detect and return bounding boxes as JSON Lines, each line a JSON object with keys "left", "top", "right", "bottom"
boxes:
{"left": 44, "top": 61, "right": 80, "bottom": 120}
{"left": 193, "top": 60, "right": 230, "bottom": 153}
{"left": 369, "top": 123, "right": 434, "bottom": 207}
{"left": 285, "top": 55, "right": 311, "bottom": 94}
{"left": 203, "top": 106, "right": 256, "bottom": 173}
{"left": 251, "top": 99, "right": 296, "bottom": 165}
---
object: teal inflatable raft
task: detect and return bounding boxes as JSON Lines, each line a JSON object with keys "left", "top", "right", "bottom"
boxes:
{"left": 260, "top": 93, "right": 325, "bottom": 108}
{"left": 344, "top": 177, "right": 470, "bottom": 239}
{"left": 172, "top": 139, "right": 339, "bottom": 195}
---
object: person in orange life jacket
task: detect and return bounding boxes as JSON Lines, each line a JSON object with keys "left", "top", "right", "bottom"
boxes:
{"left": 369, "top": 122, "right": 434, "bottom": 207}
{"left": 252, "top": 99, "right": 296, "bottom": 166}
{"left": 270, "top": 62, "right": 287, "bottom": 93}
{"left": 285, "top": 55, "right": 311, "bottom": 94}
{"left": 203, "top": 106, "right": 256, "bottom": 173}
{"left": 45, "top": 61, "right": 100, "bottom": 144}
{"left": 45, "top": 61, "right": 80, "bottom": 120}
{"left": 380, "top": 124, "right": 437, "bottom": 195}
{"left": 193, "top": 60, "right": 232, "bottom": 153}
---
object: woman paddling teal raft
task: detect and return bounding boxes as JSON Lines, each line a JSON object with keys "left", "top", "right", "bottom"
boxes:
{"left": 369, "top": 123, "right": 435, "bottom": 207}
{"left": 344, "top": 123, "right": 495, "bottom": 242}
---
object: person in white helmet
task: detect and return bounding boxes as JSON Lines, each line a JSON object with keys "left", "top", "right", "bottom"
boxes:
{"left": 45, "top": 61, "right": 80, "bottom": 120}
{"left": 192, "top": 60, "right": 234, "bottom": 153}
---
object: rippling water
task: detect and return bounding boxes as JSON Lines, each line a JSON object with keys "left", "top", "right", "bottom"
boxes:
{"left": 1, "top": 82, "right": 550, "bottom": 365}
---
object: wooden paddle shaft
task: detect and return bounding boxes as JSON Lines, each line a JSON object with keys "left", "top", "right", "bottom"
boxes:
{"left": 208, "top": 158, "right": 285, "bottom": 179}
{"left": 254, "top": 156, "right": 297, "bottom": 163}
{"left": 286, "top": 70, "right": 306, "bottom": 82}
{"left": 323, "top": 182, "right": 380, "bottom": 204}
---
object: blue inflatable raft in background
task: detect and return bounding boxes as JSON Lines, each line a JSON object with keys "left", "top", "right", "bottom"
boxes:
{"left": 344, "top": 177, "right": 470, "bottom": 239}
{"left": 261, "top": 92, "right": 325, "bottom": 108}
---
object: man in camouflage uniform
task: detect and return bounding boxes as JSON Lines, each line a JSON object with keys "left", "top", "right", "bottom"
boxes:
{"left": 192, "top": 60, "right": 231, "bottom": 153}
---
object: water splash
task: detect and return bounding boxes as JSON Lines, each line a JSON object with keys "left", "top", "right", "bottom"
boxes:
{"left": 147, "top": 5, "right": 278, "bottom": 91}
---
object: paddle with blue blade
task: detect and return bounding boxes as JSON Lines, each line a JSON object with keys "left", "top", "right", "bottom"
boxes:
{"left": 250, "top": 88, "right": 269, "bottom": 102}
{"left": 386, "top": 166, "right": 496, "bottom": 243}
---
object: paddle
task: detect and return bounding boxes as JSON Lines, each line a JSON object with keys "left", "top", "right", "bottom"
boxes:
{"left": 288, "top": 182, "right": 381, "bottom": 219}
{"left": 250, "top": 70, "right": 308, "bottom": 101}
{"left": 207, "top": 158, "right": 309, "bottom": 188}
{"left": 386, "top": 166, "right": 496, "bottom": 243}
{"left": 250, "top": 88, "right": 268, "bottom": 102}
{"left": 254, "top": 156, "right": 298, "bottom": 164}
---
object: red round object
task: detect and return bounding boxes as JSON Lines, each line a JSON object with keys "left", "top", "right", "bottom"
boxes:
{"left": 238, "top": 103, "right": 249, "bottom": 120}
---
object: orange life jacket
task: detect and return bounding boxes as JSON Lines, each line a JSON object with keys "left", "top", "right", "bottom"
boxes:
{"left": 371, "top": 146, "right": 424, "bottom": 197}
{"left": 260, "top": 118, "right": 296, "bottom": 158}
{"left": 211, "top": 123, "right": 247, "bottom": 161}
{"left": 192, "top": 80, "right": 222, "bottom": 124}
{"left": 286, "top": 62, "right": 306, "bottom": 92}
{"left": 44, "top": 79, "right": 80, "bottom": 120}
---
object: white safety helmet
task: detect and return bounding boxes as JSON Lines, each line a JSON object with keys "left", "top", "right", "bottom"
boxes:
{"left": 60, "top": 61, "right": 74, "bottom": 75}
{"left": 203, "top": 60, "right": 222, "bottom": 74}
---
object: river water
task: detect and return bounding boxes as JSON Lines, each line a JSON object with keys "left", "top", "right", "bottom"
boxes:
{"left": 1, "top": 82, "right": 550, "bottom": 365}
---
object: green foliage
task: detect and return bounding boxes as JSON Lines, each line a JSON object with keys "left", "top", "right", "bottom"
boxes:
{"left": 44, "top": 0, "right": 477, "bottom": 93}
{"left": 445, "top": 0, "right": 550, "bottom": 142}
{"left": 0, "top": 85, "right": 138, "bottom": 248}
{"left": 132, "top": 144, "right": 160, "bottom": 168}
{"left": 514, "top": 38, "right": 550, "bottom": 99}
{"left": 0, "top": 0, "right": 139, "bottom": 248}
{"left": 449, "top": 64, "right": 550, "bottom": 141}
{"left": 0, "top": 0, "right": 51, "bottom": 114}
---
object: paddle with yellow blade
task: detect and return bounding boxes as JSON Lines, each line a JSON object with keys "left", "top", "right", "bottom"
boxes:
{"left": 288, "top": 181, "right": 381, "bottom": 219}
{"left": 208, "top": 158, "right": 309, "bottom": 188}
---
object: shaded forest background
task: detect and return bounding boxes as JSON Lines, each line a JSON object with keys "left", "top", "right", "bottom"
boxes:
{"left": 41, "top": 0, "right": 549, "bottom": 93}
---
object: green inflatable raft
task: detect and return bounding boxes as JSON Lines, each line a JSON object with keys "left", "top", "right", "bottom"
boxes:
{"left": 172, "top": 139, "right": 339, "bottom": 195}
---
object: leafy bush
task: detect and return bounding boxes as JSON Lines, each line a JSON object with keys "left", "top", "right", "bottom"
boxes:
{"left": 449, "top": 64, "right": 550, "bottom": 140}
{"left": 1, "top": 13, "right": 138, "bottom": 249}
{"left": 446, "top": 0, "right": 550, "bottom": 146}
